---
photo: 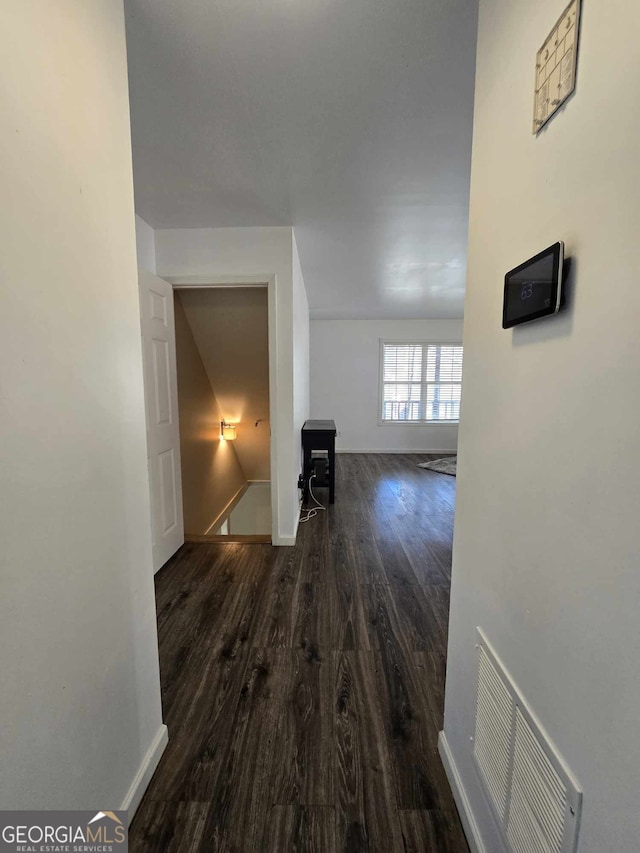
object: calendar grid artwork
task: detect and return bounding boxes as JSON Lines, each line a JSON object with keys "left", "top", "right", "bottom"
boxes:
{"left": 533, "top": 0, "right": 581, "bottom": 134}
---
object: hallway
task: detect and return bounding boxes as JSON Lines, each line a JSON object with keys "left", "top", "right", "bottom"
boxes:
{"left": 130, "top": 454, "right": 468, "bottom": 852}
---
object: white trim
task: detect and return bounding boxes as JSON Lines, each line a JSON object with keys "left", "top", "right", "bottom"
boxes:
{"left": 438, "top": 730, "right": 486, "bottom": 853}
{"left": 204, "top": 482, "right": 249, "bottom": 535}
{"left": 165, "top": 275, "right": 270, "bottom": 287}
{"left": 168, "top": 274, "right": 281, "bottom": 546}
{"left": 380, "top": 337, "right": 464, "bottom": 344}
{"left": 272, "top": 535, "right": 297, "bottom": 546}
{"left": 336, "top": 448, "right": 457, "bottom": 454}
{"left": 272, "top": 503, "right": 301, "bottom": 546}
{"left": 121, "top": 724, "right": 168, "bottom": 824}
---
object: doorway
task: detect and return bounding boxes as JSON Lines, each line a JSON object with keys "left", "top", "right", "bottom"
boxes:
{"left": 173, "top": 285, "right": 271, "bottom": 542}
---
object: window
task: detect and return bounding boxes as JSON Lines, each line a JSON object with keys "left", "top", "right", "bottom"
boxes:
{"left": 380, "top": 341, "right": 463, "bottom": 423}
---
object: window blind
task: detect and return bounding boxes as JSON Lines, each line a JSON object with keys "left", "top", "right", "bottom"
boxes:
{"left": 381, "top": 342, "right": 463, "bottom": 423}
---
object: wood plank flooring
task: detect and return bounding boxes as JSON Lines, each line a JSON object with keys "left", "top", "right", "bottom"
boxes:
{"left": 130, "top": 453, "right": 468, "bottom": 852}
{"left": 184, "top": 534, "right": 272, "bottom": 544}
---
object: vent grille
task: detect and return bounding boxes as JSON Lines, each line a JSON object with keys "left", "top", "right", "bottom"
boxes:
{"left": 473, "top": 630, "right": 582, "bottom": 853}
{"left": 474, "top": 647, "right": 514, "bottom": 819}
{"left": 507, "top": 709, "right": 566, "bottom": 853}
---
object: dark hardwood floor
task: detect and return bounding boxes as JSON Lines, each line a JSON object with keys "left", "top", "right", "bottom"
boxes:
{"left": 130, "top": 454, "right": 468, "bottom": 852}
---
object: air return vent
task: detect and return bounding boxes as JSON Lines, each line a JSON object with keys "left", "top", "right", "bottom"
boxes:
{"left": 474, "top": 646, "right": 514, "bottom": 820}
{"left": 473, "top": 629, "right": 582, "bottom": 853}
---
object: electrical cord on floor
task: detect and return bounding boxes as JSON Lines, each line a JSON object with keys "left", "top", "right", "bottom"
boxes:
{"left": 299, "top": 474, "right": 327, "bottom": 523}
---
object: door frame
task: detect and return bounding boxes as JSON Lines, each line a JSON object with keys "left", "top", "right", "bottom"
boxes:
{"left": 168, "top": 274, "right": 280, "bottom": 544}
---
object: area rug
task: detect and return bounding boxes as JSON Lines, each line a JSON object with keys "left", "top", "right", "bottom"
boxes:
{"left": 417, "top": 456, "right": 457, "bottom": 477}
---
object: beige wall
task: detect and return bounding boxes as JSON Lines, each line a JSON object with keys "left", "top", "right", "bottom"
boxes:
{"left": 179, "top": 288, "right": 270, "bottom": 481}
{"left": 174, "top": 296, "right": 246, "bottom": 535}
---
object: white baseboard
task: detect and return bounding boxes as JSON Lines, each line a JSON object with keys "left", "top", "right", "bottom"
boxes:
{"left": 337, "top": 448, "right": 457, "bottom": 454}
{"left": 273, "top": 519, "right": 299, "bottom": 546}
{"left": 272, "top": 535, "right": 297, "bottom": 546}
{"left": 121, "top": 724, "right": 168, "bottom": 824}
{"left": 272, "top": 509, "right": 300, "bottom": 547}
{"left": 438, "top": 731, "right": 485, "bottom": 853}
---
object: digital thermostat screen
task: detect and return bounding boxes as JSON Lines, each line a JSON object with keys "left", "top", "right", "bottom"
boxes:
{"left": 503, "top": 242, "right": 563, "bottom": 329}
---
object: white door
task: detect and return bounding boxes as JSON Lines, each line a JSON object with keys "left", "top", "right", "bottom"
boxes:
{"left": 139, "top": 270, "right": 184, "bottom": 572}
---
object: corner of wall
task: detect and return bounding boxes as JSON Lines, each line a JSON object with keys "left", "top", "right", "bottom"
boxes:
{"left": 135, "top": 214, "right": 156, "bottom": 274}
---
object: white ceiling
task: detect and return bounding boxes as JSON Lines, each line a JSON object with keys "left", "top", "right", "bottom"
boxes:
{"left": 125, "top": 0, "right": 478, "bottom": 319}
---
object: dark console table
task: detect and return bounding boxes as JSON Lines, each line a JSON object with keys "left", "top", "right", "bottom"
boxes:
{"left": 302, "top": 419, "right": 337, "bottom": 504}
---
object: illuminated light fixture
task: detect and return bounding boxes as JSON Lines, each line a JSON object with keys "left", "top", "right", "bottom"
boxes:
{"left": 221, "top": 421, "right": 237, "bottom": 441}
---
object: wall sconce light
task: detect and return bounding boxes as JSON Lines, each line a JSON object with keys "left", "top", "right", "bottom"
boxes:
{"left": 221, "top": 421, "right": 237, "bottom": 441}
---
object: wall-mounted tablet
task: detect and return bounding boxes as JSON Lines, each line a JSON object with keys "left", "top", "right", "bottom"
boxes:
{"left": 503, "top": 242, "right": 564, "bottom": 329}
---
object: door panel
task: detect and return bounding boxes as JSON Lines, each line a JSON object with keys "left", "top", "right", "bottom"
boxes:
{"left": 152, "top": 337, "right": 171, "bottom": 424}
{"left": 158, "top": 448, "right": 178, "bottom": 533}
{"left": 139, "top": 270, "right": 184, "bottom": 571}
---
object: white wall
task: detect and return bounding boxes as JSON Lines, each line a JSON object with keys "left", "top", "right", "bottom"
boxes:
{"left": 310, "top": 319, "right": 463, "bottom": 452}
{"left": 135, "top": 214, "right": 156, "bottom": 273}
{"left": 155, "top": 226, "right": 310, "bottom": 544}
{"left": 292, "top": 233, "right": 311, "bottom": 476}
{"left": 443, "top": 1, "right": 640, "bottom": 851}
{"left": 0, "top": 0, "right": 164, "bottom": 813}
